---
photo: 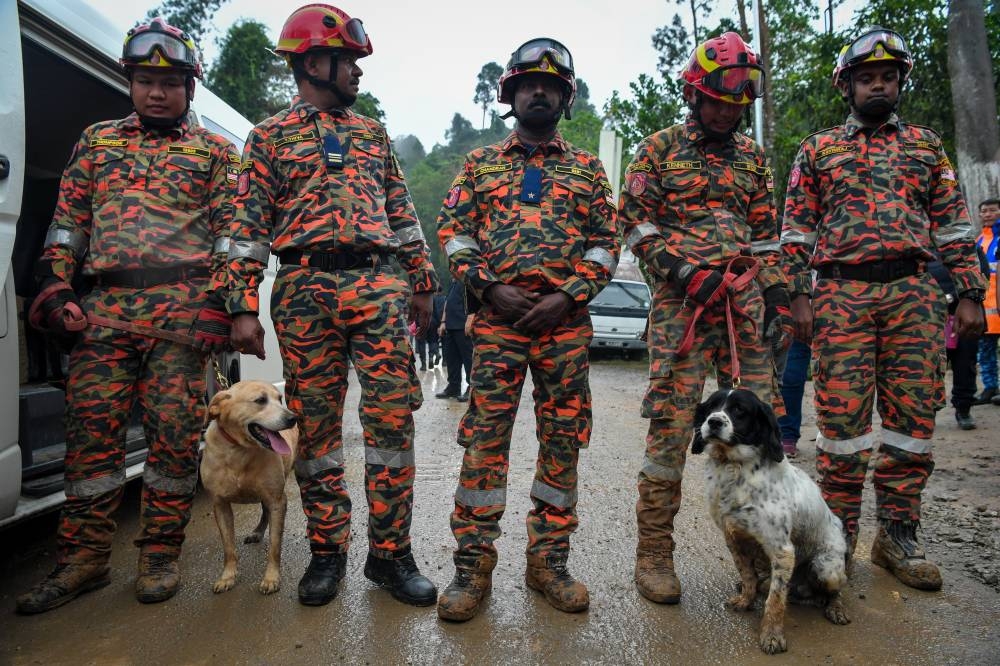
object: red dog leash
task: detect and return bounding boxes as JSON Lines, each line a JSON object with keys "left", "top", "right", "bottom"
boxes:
{"left": 675, "top": 256, "right": 760, "bottom": 386}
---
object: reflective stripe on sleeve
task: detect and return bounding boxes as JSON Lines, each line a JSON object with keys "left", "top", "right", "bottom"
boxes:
{"left": 44, "top": 228, "right": 87, "bottom": 256}
{"left": 212, "top": 237, "right": 231, "bottom": 255}
{"left": 229, "top": 240, "right": 271, "bottom": 264}
{"left": 934, "top": 225, "right": 973, "bottom": 245}
{"left": 751, "top": 240, "right": 780, "bottom": 254}
{"left": 626, "top": 223, "right": 660, "bottom": 250}
{"left": 583, "top": 247, "right": 617, "bottom": 274}
{"left": 780, "top": 229, "right": 817, "bottom": 246}
{"left": 445, "top": 235, "right": 481, "bottom": 256}
{"left": 395, "top": 224, "right": 425, "bottom": 245}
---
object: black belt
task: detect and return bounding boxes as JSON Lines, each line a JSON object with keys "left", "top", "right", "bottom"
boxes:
{"left": 278, "top": 249, "right": 385, "bottom": 271}
{"left": 816, "top": 259, "right": 923, "bottom": 283}
{"left": 93, "top": 265, "right": 209, "bottom": 288}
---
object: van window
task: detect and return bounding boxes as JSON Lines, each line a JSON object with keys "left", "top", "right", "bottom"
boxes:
{"left": 589, "top": 281, "right": 650, "bottom": 317}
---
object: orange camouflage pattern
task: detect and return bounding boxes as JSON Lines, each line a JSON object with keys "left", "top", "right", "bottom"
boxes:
{"left": 37, "top": 113, "right": 235, "bottom": 564}
{"left": 618, "top": 116, "right": 782, "bottom": 556}
{"left": 437, "top": 131, "right": 619, "bottom": 567}
{"left": 782, "top": 112, "right": 985, "bottom": 524}
{"left": 39, "top": 113, "right": 237, "bottom": 293}
{"left": 227, "top": 96, "right": 437, "bottom": 315}
{"left": 228, "top": 96, "right": 438, "bottom": 558}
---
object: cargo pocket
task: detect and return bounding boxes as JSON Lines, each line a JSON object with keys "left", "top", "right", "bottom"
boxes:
{"left": 641, "top": 371, "right": 675, "bottom": 420}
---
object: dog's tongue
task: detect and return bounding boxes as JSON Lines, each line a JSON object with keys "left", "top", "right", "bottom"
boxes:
{"left": 265, "top": 430, "right": 291, "bottom": 456}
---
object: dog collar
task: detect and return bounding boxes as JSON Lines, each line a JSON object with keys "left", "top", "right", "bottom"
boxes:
{"left": 217, "top": 425, "right": 242, "bottom": 447}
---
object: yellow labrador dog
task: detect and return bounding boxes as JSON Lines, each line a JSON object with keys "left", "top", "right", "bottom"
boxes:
{"left": 200, "top": 380, "right": 298, "bottom": 594}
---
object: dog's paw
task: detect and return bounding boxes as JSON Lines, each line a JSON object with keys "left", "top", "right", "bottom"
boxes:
{"left": 212, "top": 575, "right": 237, "bottom": 593}
{"left": 258, "top": 577, "right": 280, "bottom": 595}
{"left": 824, "top": 598, "right": 850, "bottom": 625}
{"left": 727, "top": 593, "right": 756, "bottom": 611}
{"left": 244, "top": 533, "right": 263, "bottom": 544}
{"left": 759, "top": 628, "right": 787, "bottom": 654}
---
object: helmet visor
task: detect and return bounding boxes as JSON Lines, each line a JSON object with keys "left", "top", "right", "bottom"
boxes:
{"left": 124, "top": 31, "right": 196, "bottom": 67}
{"left": 702, "top": 64, "right": 765, "bottom": 98}
{"left": 842, "top": 29, "right": 909, "bottom": 66}
{"left": 341, "top": 18, "right": 370, "bottom": 51}
{"left": 511, "top": 38, "right": 574, "bottom": 74}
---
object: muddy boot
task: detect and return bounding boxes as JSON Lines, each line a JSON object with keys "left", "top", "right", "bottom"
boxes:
{"left": 136, "top": 551, "right": 180, "bottom": 603}
{"left": 525, "top": 554, "right": 589, "bottom": 613}
{"left": 870, "top": 519, "right": 942, "bottom": 591}
{"left": 437, "top": 555, "right": 496, "bottom": 622}
{"left": 16, "top": 562, "right": 111, "bottom": 614}
{"left": 635, "top": 544, "right": 681, "bottom": 604}
{"left": 843, "top": 525, "right": 859, "bottom": 578}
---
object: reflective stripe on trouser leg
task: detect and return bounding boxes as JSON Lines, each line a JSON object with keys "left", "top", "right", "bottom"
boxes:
{"left": 525, "top": 315, "right": 591, "bottom": 558}
{"left": 873, "top": 440, "right": 934, "bottom": 522}
{"left": 58, "top": 281, "right": 210, "bottom": 562}
{"left": 451, "top": 312, "right": 529, "bottom": 569}
{"left": 638, "top": 287, "right": 775, "bottom": 551}
{"left": 134, "top": 337, "right": 207, "bottom": 556}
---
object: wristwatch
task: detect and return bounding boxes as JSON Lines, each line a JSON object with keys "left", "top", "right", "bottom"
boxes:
{"left": 959, "top": 289, "right": 986, "bottom": 303}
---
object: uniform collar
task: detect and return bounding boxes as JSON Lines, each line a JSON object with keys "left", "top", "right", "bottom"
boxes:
{"left": 120, "top": 112, "right": 189, "bottom": 138}
{"left": 501, "top": 130, "right": 568, "bottom": 156}
{"left": 291, "top": 95, "right": 353, "bottom": 121}
{"left": 682, "top": 115, "right": 742, "bottom": 147}
{"left": 845, "top": 112, "right": 900, "bottom": 137}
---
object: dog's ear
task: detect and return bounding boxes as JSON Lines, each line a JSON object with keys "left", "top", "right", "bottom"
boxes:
{"left": 207, "top": 390, "right": 231, "bottom": 423}
{"left": 691, "top": 399, "right": 709, "bottom": 454}
{"left": 754, "top": 394, "right": 784, "bottom": 463}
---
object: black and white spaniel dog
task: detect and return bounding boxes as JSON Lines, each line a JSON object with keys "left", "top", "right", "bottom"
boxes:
{"left": 692, "top": 388, "right": 849, "bottom": 655}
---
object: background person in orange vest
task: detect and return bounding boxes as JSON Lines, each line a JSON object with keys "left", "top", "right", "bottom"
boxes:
{"left": 975, "top": 198, "right": 1000, "bottom": 405}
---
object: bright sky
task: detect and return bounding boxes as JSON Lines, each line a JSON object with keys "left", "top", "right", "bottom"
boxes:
{"left": 80, "top": 0, "right": 859, "bottom": 148}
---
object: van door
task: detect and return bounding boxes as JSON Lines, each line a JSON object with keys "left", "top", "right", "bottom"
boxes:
{"left": 0, "top": 0, "right": 27, "bottom": 519}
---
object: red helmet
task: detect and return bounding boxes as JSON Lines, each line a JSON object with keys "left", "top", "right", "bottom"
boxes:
{"left": 274, "top": 4, "right": 372, "bottom": 59}
{"left": 497, "top": 37, "right": 576, "bottom": 110}
{"left": 121, "top": 17, "right": 202, "bottom": 79}
{"left": 679, "top": 32, "right": 764, "bottom": 106}
{"left": 832, "top": 27, "right": 913, "bottom": 87}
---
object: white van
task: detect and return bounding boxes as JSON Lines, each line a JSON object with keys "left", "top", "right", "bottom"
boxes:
{"left": 588, "top": 278, "right": 651, "bottom": 357}
{"left": 0, "top": 0, "right": 282, "bottom": 528}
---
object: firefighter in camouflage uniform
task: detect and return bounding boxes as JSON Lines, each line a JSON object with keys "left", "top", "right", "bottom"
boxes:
{"left": 781, "top": 27, "right": 986, "bottom": 590}
{"left": 435, "top": 38, "right": 619, "bottom": 621}
{"left": 619, "top": 32, "right": 788, "bottom": 605}
{"left": 227, "top": 4, "right": 439, "bottom": 608}
{"left": 17, "top": 18, "right": 238, "bottom": 614}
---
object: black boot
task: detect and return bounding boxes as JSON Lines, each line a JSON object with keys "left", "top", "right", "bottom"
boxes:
{"left": 298, "top": 552, "right": 347, "bottom": 606}
{"left": 364, "top": 550, "right": 437, "bottom": 606}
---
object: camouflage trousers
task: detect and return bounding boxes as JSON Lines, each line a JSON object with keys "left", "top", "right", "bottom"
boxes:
{"left": 271, "top": 265, "right": 422, "bottom": 559}
{"left": 638, "top": 282, "right": 777, "bottom": 550}
{"left": 450, "top": 308, "right": 592, "bottom": 570}
{"left": 812, "top": 274, "right": 943, "bottom": 529}
{"left": 58, "top": 281, "right": 209, "bottom": 565}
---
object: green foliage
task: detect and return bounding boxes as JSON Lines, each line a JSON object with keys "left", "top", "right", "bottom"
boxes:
{"left": 143, "top": 0, "right": 226, "bottom": 52}
{"left": 353, "top": 93, "right": 385, "bottom": 123}
{"left": 474, "top": 62, "right": 504, "bottom": 129}
{"left": 205, "top": 20, "right": 293, "bottom": 123}
{"left": 605, "top": 74, "right": 683, "bottom": 158}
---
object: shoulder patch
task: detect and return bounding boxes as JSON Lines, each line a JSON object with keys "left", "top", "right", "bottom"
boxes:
{"left": 450, "top": 175, "right": 467, "bottom": 188}
{"left": 939, "top": 156, "right": 957, "bottom": 184}
{"left": 473, "top": 162, "right": 513, "bottom": 178}
{"left": 90, "top": 137, "right": 128, "bottom": 148}
{"left": 660, "top": 160, "right": 703, "bottom": 171}
{"left": 167, "top": 145, "right": 211, "bottom": 159}
{"left": 227, "top": 153, "right": 242, "bottom": 164}
{"left": 272, "top": 131, "right": 316, "bottom": 148}
{"left": 554, "top": 165, "right": 596, "bottom": 181}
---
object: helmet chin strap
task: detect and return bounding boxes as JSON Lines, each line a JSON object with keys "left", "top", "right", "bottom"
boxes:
{"left": 294, "top": 53, "right": 355, "bottom": 107}
{"left": 132, "top": 74, "right": 195, "bottom": 130}
{"left": 844, "top": 71, "right": 902, "bottom": 124}
{"left": 690, "top": 91, "right": 744, "bottom": 141}
{"left": 501, "top": 87, "right": 568, "bottom": 125}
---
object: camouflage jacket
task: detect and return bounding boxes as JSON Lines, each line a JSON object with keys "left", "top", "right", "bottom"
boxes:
{"left": 781, "top": 113, "right": 986, "bottom": 296}
{"left": 39, "top": 113, "right": 238, "bottom": 295}
{"left": 227, "top": 96, "right": 438, "bottom": 314}
{"left": 436, "top": 131, "right": 620, "bottom": 306}
{"left": 619, "top": 117, "right": 784, "bottom": 293}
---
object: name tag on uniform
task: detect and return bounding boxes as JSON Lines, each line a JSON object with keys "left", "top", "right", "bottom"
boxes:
{"left": 90, "top": 138, "right": 128, "bottom": 148}
{"left": 167, "top": 145, "right": 211, "bottom": 159}
{"left": 520, "top": 167, "right": 542, "bottom": 205}
{"left": 555, "top": 165, "right": 595, "bottom": 181}
{"left": 323, "top": 133, "right": 344, "bottom": 170}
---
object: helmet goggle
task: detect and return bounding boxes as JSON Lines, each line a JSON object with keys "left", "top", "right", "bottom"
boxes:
{"left": 509, "top": 38, "right": 573, "bottom": 75}
{"left": 123, "top": 30, "right": 197, "bottom": 69}
{"left": 700, "top": 64, "right": 765, "bottom": 99}
{"left": 841, "top": 29, "right": 909, "bottom": 68}
{"left": 329, "top": 16, "right": 370, "bottom": 52}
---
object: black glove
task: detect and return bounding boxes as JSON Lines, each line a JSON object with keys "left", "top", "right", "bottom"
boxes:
{"left": 29, "top": 280, "right": 86, "bottom": 351}
{"left": 671, "top": 261, "right": 727, "bottom": 306}
{"left": 763, "top": 286, "right": 793, "bottom": 347}
{"left": 191, "top": 293, "right": 232, "bottom": 352}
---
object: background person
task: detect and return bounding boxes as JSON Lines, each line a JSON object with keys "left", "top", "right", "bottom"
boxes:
{"left": 975, "top": 198, "right": 1000, "bottom": 405}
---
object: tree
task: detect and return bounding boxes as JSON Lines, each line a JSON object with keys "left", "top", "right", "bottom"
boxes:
{"left": 604, "top": 74, "right": 682, "bottom": 157}
{"left": 473, "top": 62, "right": 504, "bottom": 129}
{"left": 947, "top": 0, "right": 1000, "bottom": 223}
{"left": 144, "top": 0, "right": 227, "bottom": 52}
{"left": 353, "top": 93, "right": 385, "bottom": 123}
{"left": 393, "top": 134, "right": 426, "bottom": 172}
{"left": 205, "top": 20, "right": 293, "bottom": 123}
